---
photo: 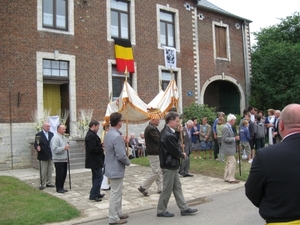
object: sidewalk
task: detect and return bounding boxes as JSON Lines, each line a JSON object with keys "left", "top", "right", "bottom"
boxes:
{"left": 0, "top": 164, "right": 245, "bottom": 225}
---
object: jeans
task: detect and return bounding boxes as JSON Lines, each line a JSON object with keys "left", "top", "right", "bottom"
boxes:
{"left": 90, "top": 168, "right": 104, "bottom": 199}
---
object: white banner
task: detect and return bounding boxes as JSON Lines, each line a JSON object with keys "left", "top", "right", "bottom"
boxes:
{"left": 48, "top": 116, "right": 60, "bottom": 135}
{"left": 164, "top": 46, "right": 177, "bottom": 69}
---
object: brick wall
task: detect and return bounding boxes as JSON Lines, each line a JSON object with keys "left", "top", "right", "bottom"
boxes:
{"left": 0, "top": 0, "right": 248, "bottom": 170}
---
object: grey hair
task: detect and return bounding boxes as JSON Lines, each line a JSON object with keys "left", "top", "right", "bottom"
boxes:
{"left": 186, "top": 120, "right": 194, "bottom": 126}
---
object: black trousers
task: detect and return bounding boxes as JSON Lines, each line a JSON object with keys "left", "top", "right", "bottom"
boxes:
{"left": 213, "top": 138, "right": 219, "bottom": 159}
{"left": 54, "top": 162, "right": 67, "bottom": 191}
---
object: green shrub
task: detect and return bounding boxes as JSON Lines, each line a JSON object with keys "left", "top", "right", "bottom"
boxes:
{"left": 182, "top": 103, "right": 216, "bottom": 125}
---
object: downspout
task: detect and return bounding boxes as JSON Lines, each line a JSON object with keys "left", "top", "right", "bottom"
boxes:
{"left": 241, "top": 20, "right": 250, "bottom": 108}
{"left": 9, "top": 92, "right": 13, "bottom": 169}
{"left": 193, "top": 7, "right": 201, "bottom": 104}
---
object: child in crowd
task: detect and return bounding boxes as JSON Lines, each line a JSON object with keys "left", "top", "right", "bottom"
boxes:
{"left": 240, "top": 119, "right": 252, "bottom": 163}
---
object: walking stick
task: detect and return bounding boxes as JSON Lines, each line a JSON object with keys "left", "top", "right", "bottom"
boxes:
{"left": 35, "top": 135, "right": 43, "bottom": 190}
{"left": 235, "top": 126, "right": 242, "bottom": 177}
{"left": 67, "top": 150, "right": 71, "bottom": 190}
{"left": 65, "top": 134, "right": 71, "bottom": 190}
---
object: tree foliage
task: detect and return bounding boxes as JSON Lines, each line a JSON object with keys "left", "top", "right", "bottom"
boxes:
{"left": 182, "top": 103, "right": 216, "bottom": 125}
{"left": 250, "top": 12, "right": 300, "bottom": 111}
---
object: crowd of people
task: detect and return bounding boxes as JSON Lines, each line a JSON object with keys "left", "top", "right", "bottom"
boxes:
{"left": 34, "top": 102, "right": 296, "bottom": 225}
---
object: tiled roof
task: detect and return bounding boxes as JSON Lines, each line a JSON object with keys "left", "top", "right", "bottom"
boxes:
{"left": 197, "top": 0, "right": 252, "bottom": 22}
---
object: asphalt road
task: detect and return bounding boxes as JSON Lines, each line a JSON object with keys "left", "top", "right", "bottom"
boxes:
{"left": 80, "top": 187, "right": 265, "bottom": 225}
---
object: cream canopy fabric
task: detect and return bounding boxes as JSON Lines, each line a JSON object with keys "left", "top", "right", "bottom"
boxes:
{"left": 149, "top": 79, "right": 179, "bottom": 117}
{"left": 104, "top": 79, "right": 179, "bottom": 124}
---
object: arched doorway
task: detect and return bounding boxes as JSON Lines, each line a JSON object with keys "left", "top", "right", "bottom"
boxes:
{"left": 204, "top": 80, "right": 240, "bottom": 115}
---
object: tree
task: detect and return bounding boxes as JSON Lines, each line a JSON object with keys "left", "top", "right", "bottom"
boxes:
{"left": 250, "top": 12, "right": 300, "bottom": 111}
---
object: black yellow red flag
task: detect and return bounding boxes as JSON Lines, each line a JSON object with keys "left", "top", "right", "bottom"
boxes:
{"left": 114, "top": 38, "right": 134, "bottom": 73}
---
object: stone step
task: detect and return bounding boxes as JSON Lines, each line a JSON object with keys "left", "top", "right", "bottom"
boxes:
{"left": 68, "top": 140, "right": 85, "bottom": 169}
{"left": 70, "top": 157, "right": 84, "bottom": 164}
{"left": 70, "top": 161, "right": 85, "bottom": 170}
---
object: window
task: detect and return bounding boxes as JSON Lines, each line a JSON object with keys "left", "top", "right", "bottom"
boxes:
{"left": 112, "top": 66, "right": 131, "bottom": 99}
{"left": 111, "top": 0, "right": 130, "bottom": 39}
{"left": 43, "top": 59, "right": 69, "bottom": 78}
{"left": 213, "top": 21, "right": 230, "bottom": 60}
{"left": 43, "top": 0, "right": 68, "bottom": 30}
{"left": 215, "top": 26, "right": 227, "bottom": 58}
{"left": 161, "top": 70, "right": 177, "bottom": 91}
{"left": 160, "top": 11, "right": 175, "bottom": 47}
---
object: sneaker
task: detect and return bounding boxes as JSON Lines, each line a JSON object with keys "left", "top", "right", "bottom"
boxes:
{"left": 194, "top": 157, "right": 197, "bottom": 159}
{"left": 248, "top": 159, "right": 253, "bottom": 163}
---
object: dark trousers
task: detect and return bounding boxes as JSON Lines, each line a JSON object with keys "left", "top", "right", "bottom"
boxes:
{"left": 90, "top": 168, "right": 103, "bottom": 199}
{"left": 54, "top": 162, "right": 67, "bottom": 191}
{"left": 213, "top": 138, "right": 219, "bottom": 159}
{"left": 255, "top": 138, "right": 265, "bottom": 150}
{"left": 179, "top": 154, "right": 190, "bottom": 175}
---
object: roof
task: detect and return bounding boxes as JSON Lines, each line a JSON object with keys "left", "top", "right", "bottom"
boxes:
{"left": 197, "top": 0, "right": 252, "bottom": 22}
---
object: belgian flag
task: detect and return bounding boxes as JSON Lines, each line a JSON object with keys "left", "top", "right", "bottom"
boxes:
{"left": 114, "top": 38, "right": 135, "bottom": 73}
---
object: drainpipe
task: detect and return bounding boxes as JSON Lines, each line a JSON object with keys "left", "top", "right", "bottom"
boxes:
{"left": 9, "top": 92, "right": 13, "bottom": 169}
{"left": 241, "top": 20, "right": 250, "bottom": 108}
{"left": 193, "top": 7, "right": 201, "bottom": 104}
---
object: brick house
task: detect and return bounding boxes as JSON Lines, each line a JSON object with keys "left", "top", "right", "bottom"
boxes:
{"left": 0, "top": 0, "right": 251, "bottom": 170}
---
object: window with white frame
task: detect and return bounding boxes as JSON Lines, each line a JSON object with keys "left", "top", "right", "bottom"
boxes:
{"left": 156, "top": 4, "right": 180, "bottom": 50}
{"left": 112, "top": 65, "right": 132, "bottom": 100}
{"left": 161, "top": 70, "right": 177, "bottom": 91}
{"left": 43, "top": 0, "right": 68, "bottom": 30}
{"left": 213, "top": 21, "right": 231, "bottom": 60}
{"left": 110, "top": 0, "right": 130, "bottom": 39}
{"left": 160, "top": 11, "right": 175, "bottom": 47}
{"left": 37, "top": 0, "right": 74, "bottom": 35}
{"left": 43, "top": 59, "right": 69, "bottom": 78}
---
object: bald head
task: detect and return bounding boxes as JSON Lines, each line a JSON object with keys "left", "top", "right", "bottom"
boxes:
{"left": 279, "top": 104, "right": 300, "bottom": 137}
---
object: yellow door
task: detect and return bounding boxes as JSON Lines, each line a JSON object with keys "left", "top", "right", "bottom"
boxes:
{"left": 43, "top": 84, "right": 61, "bottom": 116}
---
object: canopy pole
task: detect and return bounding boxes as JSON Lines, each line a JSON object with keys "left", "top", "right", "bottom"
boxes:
{"left": 125, "top": 67, "right": 129, "bottom": 156}
{"left": 169, "top": 68, "right": 184, "bottom": 153}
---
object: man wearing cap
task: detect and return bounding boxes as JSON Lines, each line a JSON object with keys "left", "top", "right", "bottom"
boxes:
{"left": 221, "top": 114, "right": 240, "bottom": 183}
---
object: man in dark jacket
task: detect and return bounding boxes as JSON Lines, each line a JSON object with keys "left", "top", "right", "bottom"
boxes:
{"left": 179, "top": 119, "right": 194, "bottom": 177}
{"left": 245, "top": 104, "right": 300, "bottom": 223}
{"left": 85, "top": 120, "right": 105, "bottom": 202}
{"left": 157, "top": 111, "right": 198, "bottom": 218}
{"left": 138, "top": 114, "right": 162, "bottom": 196}
{"left": 34, "top": 122, "right": 54, "bottom": 189}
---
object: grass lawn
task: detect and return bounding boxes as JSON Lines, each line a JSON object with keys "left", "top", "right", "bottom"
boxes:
{"left": 0, "top": 176, "right": 80, "bottom": 225}
{"left": 131, "top": 153, "right": 251, "bottom": 181}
